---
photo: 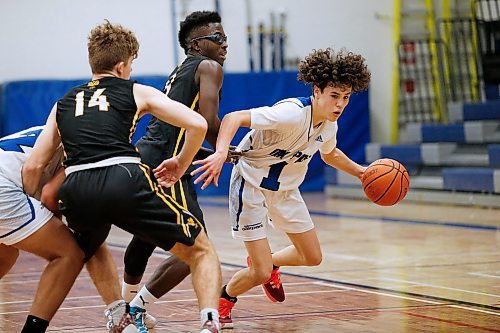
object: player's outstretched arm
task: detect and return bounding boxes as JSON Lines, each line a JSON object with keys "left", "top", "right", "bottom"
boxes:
{"left": 321, "top": 147, "right": 366, "bottom": 181}
{"left": 22, "top": 105, "right": 61, "bottom": 196}
{"left": 192, "top": 110, "right": 250, "bottom": 189}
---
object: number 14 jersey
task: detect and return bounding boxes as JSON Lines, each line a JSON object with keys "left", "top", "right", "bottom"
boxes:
{"left": 56, "top": 77, "right": 141, "bottom": 168}
{"left": 235, "top": 96, "right": 338, "bottom": 192}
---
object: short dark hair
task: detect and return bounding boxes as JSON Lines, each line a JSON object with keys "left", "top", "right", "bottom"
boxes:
{"left": 178, "top": 11, "right": 222, "bottom": 54}
{"left": 297, "top": 48, "right": 371, "bottom": 93}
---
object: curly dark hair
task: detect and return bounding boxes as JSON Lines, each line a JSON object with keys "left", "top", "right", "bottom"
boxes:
{"left": 297, "top": 48, "right": 370, "bottom": 93}
{"left": 178, "top": 11, "right": 222, "bottom": 54}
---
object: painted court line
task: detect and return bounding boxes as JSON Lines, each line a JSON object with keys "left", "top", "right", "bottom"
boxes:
{"left": 315, "top": 281, "right": 443, "bottom": 305}
{"left": 380, "top": 277, "right": 500, "bottom": 298}
{"left": 469, "top": 272, "right": 500, "bottom": 279}
{"left": 316, "top": 281, "right": 500, "bottom": 316}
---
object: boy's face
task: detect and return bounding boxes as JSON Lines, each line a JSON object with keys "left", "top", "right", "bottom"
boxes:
{"left": 191, "top": 22, "right": 228, "bottom": 66}
{"left": 314, "top": 84, "right": 352, "bottom": 122}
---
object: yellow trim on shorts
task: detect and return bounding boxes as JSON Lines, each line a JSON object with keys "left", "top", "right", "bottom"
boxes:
{"left": 156, "top": 182, "right": 204, "bottom": 231}
{"left": 157, "top": 182, "right": 205, "bottom": 233}
{"left": 138, "top": 163, "right": 205, "bottom": 235}
{"left": 138, "top": 164, "right": 184, "bottom": 231}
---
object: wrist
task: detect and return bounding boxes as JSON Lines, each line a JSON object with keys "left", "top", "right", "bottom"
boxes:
{"left": 215, "top": 148, "right": 229, "bottom": 157}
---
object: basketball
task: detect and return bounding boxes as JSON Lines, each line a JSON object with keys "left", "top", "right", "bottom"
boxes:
{"left": 361, "top": 158, "right": 410, "bottom": 206}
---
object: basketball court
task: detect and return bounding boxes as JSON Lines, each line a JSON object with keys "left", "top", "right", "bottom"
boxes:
{"left": 1, "top": 193, "right": 499, "bottom": 332}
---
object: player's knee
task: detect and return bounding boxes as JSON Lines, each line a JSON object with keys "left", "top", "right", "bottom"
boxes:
{"left": 186, "top": 243, "right": 211, "bottom": 265}
{"left": 124, "top": 238, "right": 155, "bottom": 264}
{"left": 250, "top": 266, "right": 273, "bottom": 284}
{"left": 0, "top": 246, "right": 19, "bottom": 278}
{"left": 47, "top": 244, "right": 84, "bottom": 263}
{"left": 304, "top": 252, "right": 322, "bottom": 266}
{"left": 123, "top": 251, "right": 149, "bottom": 276}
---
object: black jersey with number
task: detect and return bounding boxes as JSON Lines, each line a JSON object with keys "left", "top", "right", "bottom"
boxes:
{"left": 136, "top": 55, "right": 212, "bottom": 171}
{"left": 56, "top": 77, "right": 141, "bottom": 167}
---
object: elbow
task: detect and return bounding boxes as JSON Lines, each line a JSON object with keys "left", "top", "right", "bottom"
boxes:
{"left": 197, "top": 116, "right": 208, "bottom": 135}
{"left": 320, "top": 153, "right": 328, "bottom": 164}
{"left": 40, "top": 188, "right": 59, "bottom": 215}
{"left": 22, "top": 163, "right": 41, "bottom": 181}
{"left": 187, "top": 112, "right": 208, "bottom": 134}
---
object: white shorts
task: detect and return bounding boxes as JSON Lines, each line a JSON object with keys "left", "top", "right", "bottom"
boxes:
{"left": 0, "top": 173, "right": 53, "bottom": 245}
{"left": 229, "top": 168, "right": 314, "bottom": 241}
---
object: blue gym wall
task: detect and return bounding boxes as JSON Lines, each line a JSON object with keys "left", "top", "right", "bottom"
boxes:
{"left": 0, "top": 72, "right": 369, "bottom": 195}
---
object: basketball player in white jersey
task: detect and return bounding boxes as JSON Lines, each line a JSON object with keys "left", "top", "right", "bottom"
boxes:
{"left": 179, "top": 48, "right": 371, "bottom": 327}
{"left": 0, "top": 126, "right": 85, "bottom": 333}
{"left": 0, "top": 127, "right": 139, "bottom": 333}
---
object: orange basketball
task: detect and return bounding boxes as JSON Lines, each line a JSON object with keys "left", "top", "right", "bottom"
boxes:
{"left": 361, "top": 158, "right": 410, "bottom": 206}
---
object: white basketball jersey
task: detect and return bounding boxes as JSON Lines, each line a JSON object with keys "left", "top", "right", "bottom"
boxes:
{"left": 235, "top": 96, "right": 338, "bottom": 191}
{"left": 0, "top": 126, "right": 63, "bottom": 196}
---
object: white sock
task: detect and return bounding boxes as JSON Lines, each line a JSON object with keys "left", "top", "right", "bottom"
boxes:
{"left": 122, "top": 282, "right": 140, "bottom": 303}
{"left": 129, "top": 286, "right": 158, "bottom": 312}
{"left": 104, "top": 299, "right": 127, "bottom": 323}
{"left": 200, "top": 308, "right": 220, "bottom": 330}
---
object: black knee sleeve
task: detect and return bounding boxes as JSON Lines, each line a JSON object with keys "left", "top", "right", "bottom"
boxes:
{"left": 124, "top": 236, "right": 156, "bottom": 276}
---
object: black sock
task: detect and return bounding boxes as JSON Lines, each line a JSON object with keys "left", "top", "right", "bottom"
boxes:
{"left": 21, "top": 315, "right": 49, "bottom": 333}
{"left": 221, "top": 285, "right": 237, "bottom": 303}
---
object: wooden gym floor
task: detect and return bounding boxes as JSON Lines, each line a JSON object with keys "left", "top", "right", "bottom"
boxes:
{"left": 1, "top": 193, "right": 500, "bottom": 332}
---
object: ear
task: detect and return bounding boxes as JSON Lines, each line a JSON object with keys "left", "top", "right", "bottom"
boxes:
{"left": 313, "top": 85, "right": 321, "bottom": 98}
{"left": 115, "top": 61, "right": 125, "bottom": 76}
{"left": 190, "top": 40, "right": 201, "bottom": 52}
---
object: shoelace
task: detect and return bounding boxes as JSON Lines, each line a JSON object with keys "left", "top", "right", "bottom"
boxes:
{"left": 268, "top": 268, "right": 282, "bottom": 289}
{"left": 219, "top": 300, "right": 233, "bottom": 317}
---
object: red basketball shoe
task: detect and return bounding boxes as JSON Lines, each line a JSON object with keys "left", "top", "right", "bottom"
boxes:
{"left": 219, "top": 297, "right": 235, "bottom": 329}
{"left": 247, "top": 256, "right": 285, "bottom": 302}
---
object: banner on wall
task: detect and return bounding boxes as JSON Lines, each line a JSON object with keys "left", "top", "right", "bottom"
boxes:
{"left": 0, "top": 72, "right": 369, "bottom": 195}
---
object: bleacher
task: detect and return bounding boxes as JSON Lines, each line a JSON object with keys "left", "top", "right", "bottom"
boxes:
{"left": 326, "top": 0, "right": 500, "bottom": 208}
{"left": 326, "top": 99, "right": 500, "bottom": 208}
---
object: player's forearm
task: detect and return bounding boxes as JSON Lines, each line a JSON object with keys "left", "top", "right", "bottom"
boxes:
{"left": 22, "top": 124, "right": 60, "bottom": 195}
{"left": 215, "top": 111, "right": 249, "bottom": 156}
{"left": 177, "top": 121, "right": 208, "bottom": 167}
{"left": 22, "top": 164, "right": 45, "bottom": 196}
{"left": 322, "top": 148, "right": 365, "bottom": 180}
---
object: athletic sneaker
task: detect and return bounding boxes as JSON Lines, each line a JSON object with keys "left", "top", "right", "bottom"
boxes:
{"left": 143, "top": 313, "right": 157, "bottom": 329}
{"left": 104, "top": 301, "right": 137, "bottom": 333}
{"left": 247, "top": 256, "right": 285, "bottom": 302}
{"left": 129, "top": 306, "right": 148, "bottom": 333}
{"left": 200, "top": 313, "right": 220, "bottom": 333}
{"left": 219, "top": 297, "right": 236, "bottom": 329}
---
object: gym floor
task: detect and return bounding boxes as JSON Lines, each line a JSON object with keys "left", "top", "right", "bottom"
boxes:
{"left": 1, "top": 193, "right": 500, "bottom": 332}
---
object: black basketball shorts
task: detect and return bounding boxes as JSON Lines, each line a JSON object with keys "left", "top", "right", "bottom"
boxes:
{"left": 58, "top": 163, "right": 203, "bottom": 261}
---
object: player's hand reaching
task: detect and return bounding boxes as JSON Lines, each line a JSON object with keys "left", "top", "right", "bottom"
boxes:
{"left": 191, "top": 151, "right": 227, "bottom": 189}
{"left": 194, "top": 146, "right": 242, "bottom": 164}
{"left": 154, "top": 157, "right": 186, "bottom": 188}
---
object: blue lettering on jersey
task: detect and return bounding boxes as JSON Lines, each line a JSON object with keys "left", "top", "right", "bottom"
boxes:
{"left": 268, "top": 149, "right": 311, "bottom": 163}
{"left": 291, "top": 151, "right": 311, "bottom": 163}
{"left": 0, "top": 129, "right": 42, "bottom": 153}
{"left": 270, "top": 148, "right": 289, "bottom": 159}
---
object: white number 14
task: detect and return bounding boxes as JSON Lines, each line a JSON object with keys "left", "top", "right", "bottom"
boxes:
{"left": 75, "top": 88, "right": 109, "bottom": 116}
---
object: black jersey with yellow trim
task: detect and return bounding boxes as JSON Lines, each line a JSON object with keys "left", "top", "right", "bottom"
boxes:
{"left": 56, "top": 76, "right": 141, "bottom": 167}
{"left": 136, "top": 54, "right": 217, "bottom": 173}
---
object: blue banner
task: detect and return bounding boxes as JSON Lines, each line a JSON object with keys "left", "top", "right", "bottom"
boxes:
{"left": 0, "top": 72, "right": 369, "bottom": 195}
